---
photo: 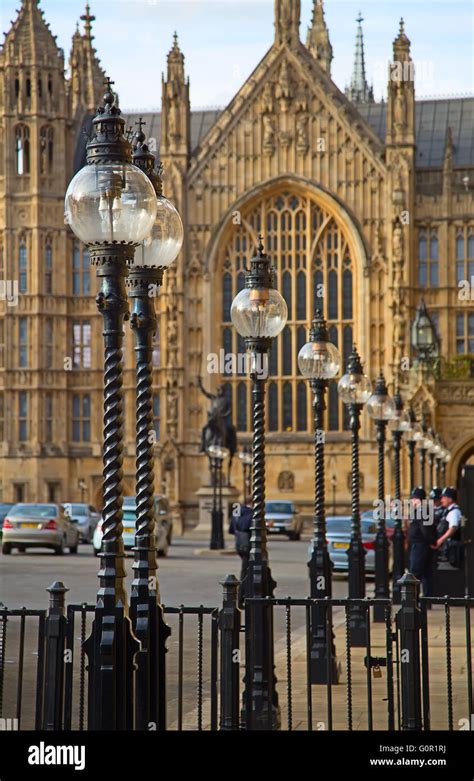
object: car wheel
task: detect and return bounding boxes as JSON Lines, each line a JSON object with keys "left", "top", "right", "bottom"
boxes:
{"left": 2, "top": 543, "right": 12, "bottom": 555}
{"left": 55, "top": 539, "right": 65, "bottom": 555}
{"left": 18, "top": 545, "right": 26, "bottom": 553}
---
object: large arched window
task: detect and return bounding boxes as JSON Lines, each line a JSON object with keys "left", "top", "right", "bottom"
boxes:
{"left": 15, "top": 125, "right": 30, "bottom": 175}
{"left": 219, "top": 189, "right": 355, "bottom": 433}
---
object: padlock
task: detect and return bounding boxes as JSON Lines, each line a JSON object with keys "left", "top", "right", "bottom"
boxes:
{"left": 373, "top": 664, "right": 382, "bottom": 679}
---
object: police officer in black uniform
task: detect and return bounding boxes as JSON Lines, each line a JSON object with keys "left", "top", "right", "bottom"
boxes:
{"left": 408, "top": 486, "right": 437, "bottom": 597}
{"left": 433, "top": 487, "right": 462, "bottom": 566}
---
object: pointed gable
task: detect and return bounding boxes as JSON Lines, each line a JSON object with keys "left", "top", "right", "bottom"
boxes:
{"left": 1, "top": 0, "right": 63, "bottom": 66}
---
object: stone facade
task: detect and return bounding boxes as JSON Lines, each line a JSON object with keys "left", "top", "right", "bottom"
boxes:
{"left": 0, "top": 0, "right": 473, "bottom": 525}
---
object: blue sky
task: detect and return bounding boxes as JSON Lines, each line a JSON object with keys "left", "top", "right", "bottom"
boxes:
{"left": 1, "top": 0, "right": 473, "bottom": 109}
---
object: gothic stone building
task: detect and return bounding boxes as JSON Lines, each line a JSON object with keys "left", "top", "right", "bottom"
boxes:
{"left": 1, "top": 0, "right": 473, "bottom": 526}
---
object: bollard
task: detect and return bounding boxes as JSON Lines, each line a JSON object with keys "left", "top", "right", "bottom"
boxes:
{"left": 396, "top": 571, "right": 423, "bottom": 730}
{"left": 219, "top": 575, "right": 241, "bottom": 730}
{"left": 43, "top": 582, "right": 69, "bottom": 730}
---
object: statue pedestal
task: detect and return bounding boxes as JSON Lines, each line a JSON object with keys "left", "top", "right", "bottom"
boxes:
{"left": 195, "top": 484, "right": 241, "bottom": 538}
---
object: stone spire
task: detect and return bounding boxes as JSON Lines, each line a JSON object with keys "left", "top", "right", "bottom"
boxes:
{"left": 386, "top": 18, "right": 415, "bottom": 146}
{"left": 161, "top": 32, "right": 190, "bottom": 157}
{"left": 80, "top": 2, "right": 95, "bottom": 41}
{"left": 345, "top": 11, "right": 374, "bottom": 104}
{"left": 69, "top": 2, "right": 106, "bottom": 116}
{"left": 274, "top": 0, "right": 301, "bottom": 48}
{"left": 306, "top": 0, "right": 333, "bottom": 74}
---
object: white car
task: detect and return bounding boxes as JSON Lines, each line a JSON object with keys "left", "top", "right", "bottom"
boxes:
{"left": 93, "top": 496, "right": 172, "bottom": 557}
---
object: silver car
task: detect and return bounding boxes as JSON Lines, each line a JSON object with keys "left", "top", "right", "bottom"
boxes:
{"left": 63, "top": 503, "right": 100, "bottom": 543}
{"left": 92, "top": 495, "right": 172, "bottom": 556}
{"left": 323, "top": 516, "right": 377, "bottom": 573}
{"left": 2, "top": 503, "right": 80, "bottom": 555}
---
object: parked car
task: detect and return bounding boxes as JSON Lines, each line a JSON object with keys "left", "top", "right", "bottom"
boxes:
{"left": 63, "top": 503, "right": 100, "bottom": 543}
{"left": 2, "top": 503, "right": 80, "bottom": 555}
{"left": 0, "top": 503, "right": 14, "bottom": 540}
{"left": 265, "top": 500, "right": 303, "bottom": 540}
{"left": 361, "top": 509, "right": 400, "bottom": 542}
{"left": 92, "top": 495, "right": 173, "bottom": 556}
{"left": 324, "top": 516, "right": 377, "bottom": 573}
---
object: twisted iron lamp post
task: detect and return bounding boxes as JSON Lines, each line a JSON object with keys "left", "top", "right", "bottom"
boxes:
{"left": 389, "top": 389, "right": 411, "bottom": 604}
{"left": 207, "top": 444, "right": 229, "bottom": 549}
{"left": 298, "top": 310, "right": 341, "bottom": 683}
{"left": 427, "top": 428, "right": 437, "bottom": 490}
{"left": 238, "top": 446, "right": 253, "bottom": 505}
{"left": 442, "top": 450, "right": 451, "bottom": 484}
{"left": 366, "top": 375, "right": 395, "bottom": 623}
{"left": 406, "top": 408, "right": 422, "bottom": 493}
{"left": 418, "top": 418, "right": 429, "bottom": 491}
{"left": 231, "top": 235, "right": 287, "bottom": 730}
{"left": 65, "top": 82, "right": 157, "bottom": 729}
{"left": 338, "top": 346, "right": 372, "bottom": 647}
{"left": 126, "top": 121, "right": 183, "bottom": 729}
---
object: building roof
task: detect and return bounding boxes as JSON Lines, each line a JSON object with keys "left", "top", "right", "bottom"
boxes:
{"left": 357, "top": 97, "right": 474, "bottom": 168}
{"left": 125, "top": 109, "right": 221, "bottom": 154}
{"left": 125, "top": 98, "right": 473, "bottom": 170}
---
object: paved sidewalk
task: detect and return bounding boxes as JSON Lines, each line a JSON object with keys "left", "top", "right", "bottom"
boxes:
{"left": 171, "top": 602, "right": 473, "bottom": 731}
{"left": 273, "top": 603, "right": 472, "bottom": 731}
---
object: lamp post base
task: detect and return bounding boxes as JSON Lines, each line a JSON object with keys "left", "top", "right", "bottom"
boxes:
{"left": 210, "top": 510, "right": 225, "bottom": 550}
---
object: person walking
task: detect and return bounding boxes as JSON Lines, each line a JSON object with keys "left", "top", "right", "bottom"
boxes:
{"left": 408, "top": 486, "right": 437, "bottom": 597}
{"left": 229, "top": 502, "right": 253, "bottom": 605}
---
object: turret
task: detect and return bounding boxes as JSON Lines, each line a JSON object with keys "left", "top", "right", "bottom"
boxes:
{"left": 306, "top": 0, "right": 333, "bottom": 74}
{"left": 274, "top": 0, "right": 301, "bottom": 49}
{"left": 161, "top": 33, "right": 190, "bottom": 158}
{"left": 386, "top": 18, "right": 415, "bottom": 146}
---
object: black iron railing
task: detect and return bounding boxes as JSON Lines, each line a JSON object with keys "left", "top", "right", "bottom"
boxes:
{"left": 1, "top": 576, "right": 473, "bottom": 732}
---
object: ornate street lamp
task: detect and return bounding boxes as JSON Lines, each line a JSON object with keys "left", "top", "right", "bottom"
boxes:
{"left": 367, "top": 375, "right": 395, "bottom": 623}
{"left": 411, "top": 299, "right": 439, "bottom": 366}
{"left": 231, "top": 235, "right": 287, "bottom": 729}
{"left": 207, "top": 444, "right": 230, "bottom": 549}
{"left": 389, "top": 389, "right": 411, "bottom": 604}
{"left": 238, "top": 446, "right": 253, "bottom": 505}
{"left": 434, "top": 438, "right": 443, "bottom": 486}
{"left": 406, "top": 409, "right": 422, "bottom": 493}
{"left": 65, "top": 82, "right": 157, "bottom": 729}
{"left": 298, "top": 309, "right": 342, "bottom": 683}
{"left": 126, "top": 121, "right": 183, "bottom": 729}
{"left": 338, "top": 346, "right": 372, "bottom": 647}
{"left": 417, "top": 417, "right": 430, "bottom": 492}
{"left": 442, "top": 450, "right": 451, "bottom": 484}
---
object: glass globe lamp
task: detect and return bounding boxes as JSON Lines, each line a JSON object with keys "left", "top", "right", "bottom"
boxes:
{"left": 65, "top": 162, "right": 157, "bottom": 245}
{"left": 366, "top": 386, "right": 396, "bottom": 421}
{"left": 135, "top": 195, "right": 184, "bottom": 267}
{"left": 238, "top": 450, "right": 253, "bottom": 466}
{"left": 207, "top": 444, "right": 230, "bottom": 461}
{"left": 338, "top": 371, "right": 372, "bottom": 404}
{"left": 231, "top": 287, "right": 287, "bottom": 339}
{"left": 298, "top": 339, "right": 341, "bottom": 380}
{"left": 407, "top": 421, "right": 423, "bottom": 442}
{"left": 389, "top": 408, "right": 411, "bottom": 433}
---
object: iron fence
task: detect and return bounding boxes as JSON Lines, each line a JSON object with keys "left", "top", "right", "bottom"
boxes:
{"left": 0, "top": 576, "right": 473, "bottom": 732}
